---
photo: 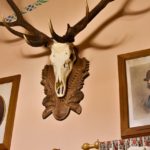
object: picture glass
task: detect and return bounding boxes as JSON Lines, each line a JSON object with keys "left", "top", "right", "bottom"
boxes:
{"left": 0, "top": 82, "right": 12, "bottom": 143}
{"left": 126, "top": 55, "right": 150, "bottom": 128}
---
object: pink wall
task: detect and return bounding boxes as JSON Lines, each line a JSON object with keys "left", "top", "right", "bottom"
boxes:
{"left": 0, "top": 0, "right": 150, "bottom": 150}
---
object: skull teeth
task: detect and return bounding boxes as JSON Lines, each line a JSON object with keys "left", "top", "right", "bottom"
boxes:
{"left": 56, "top": 80, "right": 65, "bottom": 97}
{"left": 57, "top": 86, "right": 64, "bottom": 95}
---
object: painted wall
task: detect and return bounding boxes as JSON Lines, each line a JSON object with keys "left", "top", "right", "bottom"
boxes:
{"left": 0, "top": 0, "right": 150, "bottom": 150}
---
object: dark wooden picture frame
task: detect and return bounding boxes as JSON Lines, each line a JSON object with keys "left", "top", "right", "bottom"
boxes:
{"left": 118, "top": 49, "right": 150, "bottom": 138}
{"left": 0, "top": 75, "right": 21, "bottom": 150}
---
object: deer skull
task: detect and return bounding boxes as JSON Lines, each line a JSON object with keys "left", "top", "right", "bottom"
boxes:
{"left": 49, "top": 42, "right": 76, "bottom": 97}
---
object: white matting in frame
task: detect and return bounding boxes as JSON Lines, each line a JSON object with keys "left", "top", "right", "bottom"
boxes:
{"left": 126, "top": 55, "right": 150, "bottom": 128}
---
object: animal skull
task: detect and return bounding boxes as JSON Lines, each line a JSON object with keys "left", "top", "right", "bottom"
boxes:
{"left": 49, "top": 42, "right": 76, "bottom": 97}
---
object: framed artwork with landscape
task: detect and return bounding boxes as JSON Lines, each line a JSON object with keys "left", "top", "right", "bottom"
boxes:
{"left": 0, "top": 75, "right": 21, "bottom": 150}
{"left": 118, "top": 49, "right": 150, "bottom": 138}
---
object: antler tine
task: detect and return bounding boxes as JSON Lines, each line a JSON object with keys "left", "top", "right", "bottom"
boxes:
{"left": 49, "top": 19, "right": 62, "bottom": 41}
{"left": 49, "top": 19, "right": 54, "bottom": 35}
{"left": 66, "top": 0, "right": 114, "bottom": 42}
{"left": 85, "top": 0, "right": 90, "bottom": 16}
{"left": 0, "top": 0, "right": 52, "bottom": 47}
{"left": 49, "top": 19, "right": 73, "bottom": 43}
{"left": 2, "top": 18, "right": 24, "bottom": 38}
{"left": 51, "top": 0, "right": 114, "bottom": 43}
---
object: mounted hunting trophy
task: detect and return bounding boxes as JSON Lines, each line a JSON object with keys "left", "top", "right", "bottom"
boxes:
{"left": 0, "top": 0, "right": 114, "bottom": 120}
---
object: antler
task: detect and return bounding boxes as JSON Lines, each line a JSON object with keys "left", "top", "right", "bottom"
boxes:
{"left": 50, "top": 0, "right": 114, "bottom": 43}
{"left": 0, "top": 0, "right": 52, "bottom": 47}
{"left": 0, "top": 0, "right": 114, "bottom": 45}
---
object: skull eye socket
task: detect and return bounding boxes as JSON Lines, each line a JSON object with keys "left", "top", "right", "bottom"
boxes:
{"left": 69, "top": 53, "right": 74, "bottom": 61}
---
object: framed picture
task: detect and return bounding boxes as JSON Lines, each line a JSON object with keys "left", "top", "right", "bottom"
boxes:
{"left": 118, "top": 49, "right": 150, "bottom": 138}
{"left": 0, "top": 75, "right": 21, "bottom": 150}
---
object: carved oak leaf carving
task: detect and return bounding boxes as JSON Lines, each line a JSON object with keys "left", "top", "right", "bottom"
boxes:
{"left": 41, "top": 56, "right": 89, "bottom": 121}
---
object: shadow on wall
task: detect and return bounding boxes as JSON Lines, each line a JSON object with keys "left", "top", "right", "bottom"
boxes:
{"left": 78, "top": 0, "right": 150, "bottom": 51}
{"left": 0, "top": 0, "right": 150, "bottom": 58}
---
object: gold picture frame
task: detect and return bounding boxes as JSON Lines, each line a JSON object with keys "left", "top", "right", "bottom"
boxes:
{"left": 118, "top": 49, "right": 150, "bottom": 138}
{"left": 0, "top": 75, "right": 21, "bottom": 150}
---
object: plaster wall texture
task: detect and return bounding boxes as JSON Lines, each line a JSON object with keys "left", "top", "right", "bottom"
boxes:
{"left": 0, "top": 0, "right": 150, "bottom": 150}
